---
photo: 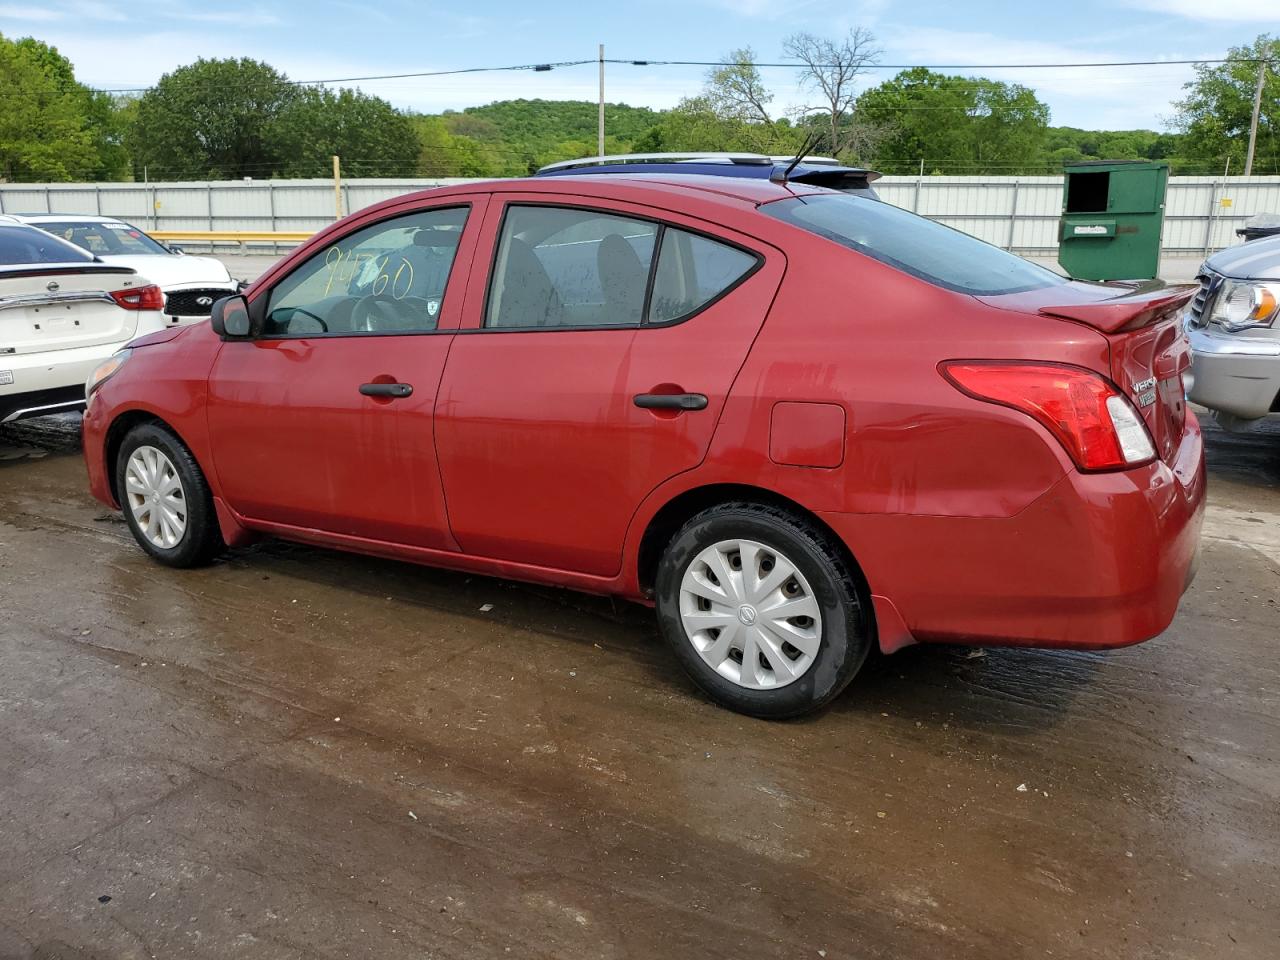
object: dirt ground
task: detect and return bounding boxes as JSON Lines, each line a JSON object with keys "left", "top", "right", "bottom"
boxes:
{"left": 0, "top": 412, "right": 1277, "bottom": 960}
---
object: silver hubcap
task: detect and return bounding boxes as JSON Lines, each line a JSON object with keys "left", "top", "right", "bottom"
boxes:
{"left": 678, "top": 538, "right": 822, "bottom": 690}
{"left": 124, "top": 445, "right": 187, "bottom": 549}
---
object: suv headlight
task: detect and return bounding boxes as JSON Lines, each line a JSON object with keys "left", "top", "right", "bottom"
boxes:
{"left": 85, "top": 348, "right": 131, "bottom": 402}
{"left": 1209, "top": 281, "right": 1280, "bottom": 332}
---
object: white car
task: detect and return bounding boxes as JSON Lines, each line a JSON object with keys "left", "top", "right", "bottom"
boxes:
{"left": 1, "top": 222, "right": 166, "bottom": 424}
{"left": 1, "top": 214, "right": 239, "bottom": 327}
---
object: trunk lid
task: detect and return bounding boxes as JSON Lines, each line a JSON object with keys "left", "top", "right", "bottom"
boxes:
{"left": 0, "top": 265, "right": 142, "bottom": 356}
{"left": 978, "top": 279, "right": 1196, "bottom": 464}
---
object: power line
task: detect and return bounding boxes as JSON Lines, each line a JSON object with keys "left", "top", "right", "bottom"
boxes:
{"left": 88, "top": 60, "right": 598, "bottom": 95}
{"left": 614, "top": 57, "right": 1270, "bottom": 70}
{"left": 77, "top": 54, "right": 1271, "bottom": 96}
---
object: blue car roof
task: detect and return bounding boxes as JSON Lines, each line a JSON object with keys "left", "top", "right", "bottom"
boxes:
{"left": 536, "top": 161, "right": 879, "bottom": 187}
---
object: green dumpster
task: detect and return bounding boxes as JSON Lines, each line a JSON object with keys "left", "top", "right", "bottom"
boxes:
{"left": 1057, "top": 160, "right": 1169, "bottom": 281}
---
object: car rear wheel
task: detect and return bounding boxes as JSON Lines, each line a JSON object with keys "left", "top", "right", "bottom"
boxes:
{"left": 655, "top": 502, "right": 871, "bottom": 719}
{"left": 116, "top": 423, "right": 223, "bottom": 567}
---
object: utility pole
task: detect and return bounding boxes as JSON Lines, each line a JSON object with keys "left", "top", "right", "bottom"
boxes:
{"left": 1244, "top": 58, "right": 1268, "bottom": 176}
{"left": 598, "top": 44, "right": 605, "bottom": 157}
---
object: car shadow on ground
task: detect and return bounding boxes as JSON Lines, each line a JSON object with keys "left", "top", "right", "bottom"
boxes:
{"left": 226, "top": 534, "right": 1107, "bottom": 738}
{"left": 14, "top": 410, "right": 1273, "bottom": 740}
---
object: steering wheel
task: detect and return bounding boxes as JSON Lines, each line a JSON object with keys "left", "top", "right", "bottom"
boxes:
{"left": 351, "top": 294, "right": 405, "bottom": 333}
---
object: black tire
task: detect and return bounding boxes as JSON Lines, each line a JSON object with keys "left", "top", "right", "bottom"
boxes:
{"left": 655, "top": 502, "right": 871, "bottom": 719}
{"left": 115, "top": 422, "right": 224, "bottom": 568}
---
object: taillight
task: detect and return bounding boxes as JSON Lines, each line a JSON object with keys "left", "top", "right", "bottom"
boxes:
{"left": 110, "top": 284, "right": 164, "bottom": 311}
{"left": 940, "top": 361, "right": 1156, "bottom": 472}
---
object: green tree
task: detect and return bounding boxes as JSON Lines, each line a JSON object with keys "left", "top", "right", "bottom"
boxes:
{"left": 704, "top": 48, "right": 774, "bottom": 125}
{"left": 0, "top": 33, "right": 97, "bottom": 181}
{"left": 130, "top": 58, "right": 299, "bottom": 179}
{"left": 414, "top": 115, "right": 503, "bottom": 177}
{"left": 633, "top": 96, "right": 802, "bottom": 155}
{"left": 1041, "top": 127, "right": 1184, "bottom": 170}
{"left": 274, "top": 87, "right": 419, "bottom": 178}
{"left": 855, "top": 68, "right": 1050, "bottom": 174}
{"left": 1175, "top": 35, "right": 1279, "bottom": 175}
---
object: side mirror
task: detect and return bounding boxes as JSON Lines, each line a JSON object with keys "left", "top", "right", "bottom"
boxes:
{"left": 210, "top": 294, "right": 253, "bottom": 339}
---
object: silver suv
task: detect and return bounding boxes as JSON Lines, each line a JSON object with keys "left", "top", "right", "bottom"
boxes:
{"left": 1186, "top": 234, "right": 1280, "bottom": 432}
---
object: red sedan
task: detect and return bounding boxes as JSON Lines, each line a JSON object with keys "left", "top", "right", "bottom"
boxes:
{"left": 82, "top": 174, "right": 1205, "bottom": 718}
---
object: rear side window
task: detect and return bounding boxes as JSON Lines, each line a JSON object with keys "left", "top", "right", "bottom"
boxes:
{"left": 649, "top": 229, "right": 757, "bottom": 324}
{"left": 487, "top": 207, "right": 657, "bottom": 329}
{"left": 762, "top": 194, "right": 1065, "bottom": 296}
{"left": 41, "top": 221, "right": 169, "bottom": 256}
{"left": 0, "top": 225, "right": 94, "bottom": 265}
{"left": 486, "top": 205, "right": 760, "bottom": 330}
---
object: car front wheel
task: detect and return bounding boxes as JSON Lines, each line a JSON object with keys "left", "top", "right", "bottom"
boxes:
{"left": 116, "top": 422, "right": 224, "bottom": 567}
{"left": 655, "top": 502, "right": 871, "bottom": 719}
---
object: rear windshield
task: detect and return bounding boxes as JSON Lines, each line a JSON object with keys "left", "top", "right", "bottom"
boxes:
{"left": 761, "top": 194, "right": 1065, "bottom": 296}
{"left": 39, "top": 220, "right": 170, "bottom": 256}
{"left": 0, "top": 225, "right": 95, "bottom": 265}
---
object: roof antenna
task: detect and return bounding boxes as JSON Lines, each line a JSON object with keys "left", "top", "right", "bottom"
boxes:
{"left": 774, "top": 130, "right": 821, "bottom": 183}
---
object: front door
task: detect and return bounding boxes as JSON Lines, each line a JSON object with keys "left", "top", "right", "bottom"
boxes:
{"left": 435, "top": 197, "right": 783, "bottom": 576}
{"left": 206, "top": 201, "right": 483, "bottom": 549}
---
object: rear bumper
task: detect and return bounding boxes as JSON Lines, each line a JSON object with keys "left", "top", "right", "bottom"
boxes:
{"left": 1187, "top": 327, "right": 1280, "bottom": 421}
{"left": 823, "top": 414, "right": 1206, "bottom": 651}
{"left": 1, "top": 312, "right": 167, "bottom": 422}
{"left": 0, "top": 340, "right": 121, "bottom": 423}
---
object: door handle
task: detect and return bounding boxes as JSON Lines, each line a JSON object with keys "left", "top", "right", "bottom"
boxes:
{"left": 360, "top": 382, "right": 413, "bottom": 398}
{"left": 633, "top": 392, "right": 708, "bottom": 411}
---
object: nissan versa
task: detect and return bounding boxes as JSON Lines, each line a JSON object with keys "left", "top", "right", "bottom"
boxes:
{"left": 82, "top": 174, "right": 1206, "bottom": 718}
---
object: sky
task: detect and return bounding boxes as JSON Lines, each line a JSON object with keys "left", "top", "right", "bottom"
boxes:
{"left": 0, "top": 0, "right": 1276, "bottom": 131}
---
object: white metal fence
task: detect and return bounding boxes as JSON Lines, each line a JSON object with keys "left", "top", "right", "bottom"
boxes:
{"left": 2, "top": 175, "right": 1278, "bottom": 256}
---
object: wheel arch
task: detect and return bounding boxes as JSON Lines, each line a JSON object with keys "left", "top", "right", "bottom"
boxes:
{"left": 103, "top": 409, "right": 170, "bottom": 506}
{"left": 635, "top": 483, "right": 874, "bottom": 614}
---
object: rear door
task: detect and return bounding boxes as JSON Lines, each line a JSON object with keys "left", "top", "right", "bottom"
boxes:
{"left": 434, "top": 195, "right": 783, "bottom": 576}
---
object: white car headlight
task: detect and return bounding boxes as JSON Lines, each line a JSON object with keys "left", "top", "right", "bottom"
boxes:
{"left": 1209, "top": 280, "right": 1280, "bottom": 332}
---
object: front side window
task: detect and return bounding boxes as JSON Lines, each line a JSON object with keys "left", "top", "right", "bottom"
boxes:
{"left": 264, "top": 207, "right": 468, "bottom": 336}
{"left": 487, "top": 207, "right": 657, "bottom": 329}
{"left": 42, "top": 221, "right": 170, "bottom": 256}
{"left": 762, "top": 193, "right": 1066, "bottom": 296}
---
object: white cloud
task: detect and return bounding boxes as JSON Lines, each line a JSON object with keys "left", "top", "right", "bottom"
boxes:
{"left": 0, "top": 5, "right": 65, "bottom": 19}
{"left": 71, "top": 0, "right": 126, "bottom": 19}
{"left": 0, "top": 5, "right": 63, "bottom": 19}
{"left": 0, "top": 0, "right": 126, "bottom": 21}
{"left": 176, "top": 10, "right": 282, "bottom": 25}
{"left": 696, "top": 0, "right": 885, "bottom": 24}
{"left": 1124, "top": 0, "right": 1280, "bottom": 22}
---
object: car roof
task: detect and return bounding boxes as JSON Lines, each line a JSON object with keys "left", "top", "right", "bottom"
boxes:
{"left": 483, "top": 176, "right": 824, "bottom": 212}
{"left": 368, "top": 173, "right": 829, "bottom": 221}
{"left": 536, "top": 159, "right": 880, "bottom": 188}
{"left": 3, "top": 213, "right": 128, "bottom": 224}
